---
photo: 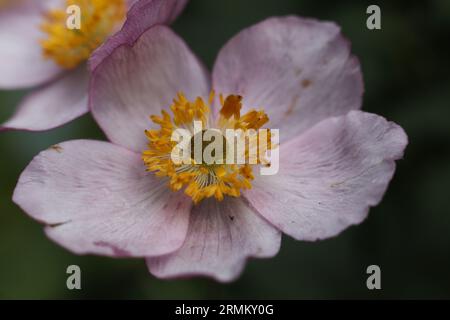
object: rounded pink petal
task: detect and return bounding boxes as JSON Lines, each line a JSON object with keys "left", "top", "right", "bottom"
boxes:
{"left": 90, "top": 0, "right": 190, "bottom": 71}
{"left": 13, "top": 140, "right": 192, "bottom": 257}
{"left": 1, "top": 67, "right": 88, "bottom": 132}
{"left": 147, "top": 197, "right": 281, "bottom": 282}
{"left": 244, "top": 111, "right": 408, "bottom": 241}
{"left": 212, "top": 16, "right": 363, "bottom": 142}
{"left": 0, "top": 0, "right": 63, "bottom": 89}
{"left": 90, "top": 25, "right": 209, "bottom": 152}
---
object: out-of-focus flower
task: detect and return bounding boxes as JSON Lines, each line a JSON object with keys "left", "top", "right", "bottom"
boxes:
{"left": 13, "top": 15, "right": 408, "bottom": 282}
{"left": 0, "top": 0, "right": 188, "bottom": 131}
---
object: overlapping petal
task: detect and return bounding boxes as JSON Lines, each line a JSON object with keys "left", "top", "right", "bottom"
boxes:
{"left": 90, "top": 25, "right": 209, "bottom": 152}
{"left": 213, "top": 16, "right": 363, "bottom": 142}
{"left": 147, "top": 197, "right": 281, "bottom": 282}
{"left": 244, "top": 111, "right": 408, "bottom": 240}
{"left": 13, "top": 140, "right": 192, "bottom": 257}
{"left": 90, "top": 0, "right": 190, "bottom": 71}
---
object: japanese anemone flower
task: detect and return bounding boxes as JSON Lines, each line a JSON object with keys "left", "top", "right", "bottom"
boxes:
{"left": 0, "top": 0, "right": 188, "bottom": 131}
{"left": 13, "top": 15, "right": 408, "bottom": 282}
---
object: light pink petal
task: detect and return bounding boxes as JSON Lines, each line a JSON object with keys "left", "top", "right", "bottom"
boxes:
{"left": 0, "top": 0, "right": 64, "bottom": 89}
{"left": 244, "top": 111, "right": 408, "bottom": 241}
{"left": 13, "top": 140, "right": 192, "bottom": 257}
{"left": 90, "top": 25, "right": 209, "bottom": 152}
{"left": 147, "top": 197, "right": 281, "bottom": 282}
{"left": 90, "top": 0, "right": 190, "bottom": 71}
{"left": 1, "top": 67, "right": 88, "bottom": 131}
{"left": 213, "top": 16, "right": 363, "bottom": 142}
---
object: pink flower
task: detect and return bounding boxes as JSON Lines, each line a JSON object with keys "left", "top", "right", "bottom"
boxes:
{"left": 0, "top": 0, "right": 188, "bottom": 131}
{"left": 13, "top": 15, "right": 408, "bottom": 282}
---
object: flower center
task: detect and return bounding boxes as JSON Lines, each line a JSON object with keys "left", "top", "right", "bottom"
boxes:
{"left": 142, "top": 92, "right": 271, "bottom": 204}
{"left": 40, "top": 0, "right": 126, "bottom": 69}
{"left": 189, "top": 130, "right": 229, "bottom": 164}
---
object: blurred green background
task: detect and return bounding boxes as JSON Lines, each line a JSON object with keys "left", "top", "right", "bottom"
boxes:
{"left": 1, "top": 0, "right": 450, "bottom": 299}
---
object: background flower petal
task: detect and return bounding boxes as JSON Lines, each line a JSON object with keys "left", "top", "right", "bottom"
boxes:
{"left": 147, "top": 197, "right": 281, "bottom": 282}
{"left": 90, "top": 0, "right": 190, "bottom": 71}
{"left": 212, "top": 16, "right": 363, "bottom": 142}
{"left": 13, "top": 140, "right": 192, "bottom": 257}
{"left": 0, "top": 0, "right": 63, "bottom": 89}
{"left": 90, "top": 25, "right": 209, "bottom": 152}
{"left": 0, "top": 67, "right": 88, "bottom": 132}
{"left": 244, "top": 111, "right": 408, "bottom": 241}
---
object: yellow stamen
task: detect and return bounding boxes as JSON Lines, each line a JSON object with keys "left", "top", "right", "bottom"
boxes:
{"left": 220, "top": 95, "right": 242, "bottom": 120}
{"left": 40, "top": 0, "right": 126, "bottom": 69}
{"left": 142, "top": 91, "right": 272, "bottom": 204}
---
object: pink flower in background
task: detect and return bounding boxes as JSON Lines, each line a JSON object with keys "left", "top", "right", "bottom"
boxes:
{"left": 0, "top": 0, "right": 188, "bottom": 131}
{"left": 13, "top": 15, "right": 408, "bottom": 282}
